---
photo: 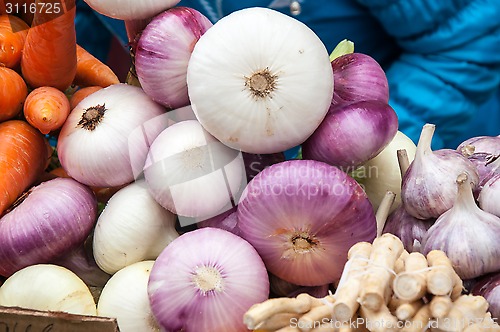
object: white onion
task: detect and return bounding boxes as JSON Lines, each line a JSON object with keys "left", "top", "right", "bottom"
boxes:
{"left": 0, "top": 264, "right": 96, "bottom": 315}
{"left": 57, "top": 84, "right": 166, "bottom": 187}
{"left": 187, "top": 7, "right": 333, "bottom": 154}
{"left": 143, "top": 120, "right": 245, "bottom": 220}
{"left": 93, "top": 180, "right": 178, "bottom": 275}
{"left": 98, "top": 261, "right": 158, "bottom": 332}
{"left": 83, "top": 0, "right": 181, "bottom": 20}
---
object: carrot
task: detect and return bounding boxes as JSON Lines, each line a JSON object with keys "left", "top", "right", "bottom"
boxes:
{"left": 74, "top": 44, "right": 120, "bottom": 88}
{"left": 0, "top": 120, "right": 51, "bottom": 216}
{"left": 69, "top": 86, "right": 102, "bottom": 109}
{"left": 20, "top": 0, "right": 77, "bottom": 90}
{"left": 23, "top": 86, "right": 70, "bottom": 134}
{"left": 0, "top": 14, "right": 29, "bottom": 68}
{"left": 0, "top": 1, "right": 36, "bottom": 25}
{"left": 0, "top": 66, "right": 28, "bottom": 122}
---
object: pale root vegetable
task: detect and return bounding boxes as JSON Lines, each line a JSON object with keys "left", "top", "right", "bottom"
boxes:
{"left": 395, "top": 300, "right": 423, "bottom": 321}
{"left": 435, "top": 295, "right": 489, "bottom": 332}
{"left": 333, "top": 242, "right": 372, "bottom": 322}
{"left": 430, "top": 295, "right": 453, "bottom": 319}
{"left": 298, "top": 297, "right": 336, "bottom": 331}
{"left": 394, "top": 249, "right": 410, "bottom": 274}
{"left": 359, "top": 305, "right": 399, "bottom": 332}
{"left": 401, "top": 304, "right": 431, "bottom": 332}
{"left": 426, "top": 250, "right": 463, "bottom": 299}
{"left": 393, "top": 252, "right": 429, "bottom": 301}
{"left": 359, "top": 233, "right": 404, "bottom": 311}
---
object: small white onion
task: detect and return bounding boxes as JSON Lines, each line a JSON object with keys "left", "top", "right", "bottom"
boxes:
{"left": 57, "top": 84, "right": 166, "bottom": 187}
{"left": 0, "top": 264, "right": 96, "bottom": 315}
{"left": 83, "top": 0, "right": 181, "bottom": 20}
{"left": 187, "top": 7, "right": 333, "bottom": 154}
{"left": 93, "top": 180, "right": 178, "bottom": 275}
{"left": 98, "top": 261, "right": 158, "bottom": 332}
{"left": 143, "top": 120, "right": 245, "bottom": 219}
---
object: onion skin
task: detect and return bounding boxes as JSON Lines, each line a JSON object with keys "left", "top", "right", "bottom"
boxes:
{"left": 382, "top": 205, "right": 434, "bottom": 252}
{"left": 330, "top": 53, "right": 389, "bottom": 106}
{"left": 196, "top": 206, "right": 241, "bottom": 236}
{"left": 302, "top": 100, "right": 398, "bottom": 169}
{"left": 237, "top": 159, "right": 377, "bottom": 286}
{"left": 0, "top": 177, "right": 97, "bottom": 277}
{"left": 148, "top": 228, "right": 269, "bottom": 332}
{"left": 472, "top": 272, "right": 500, "bottom": 320}
{"left": 136, "top": 7, "right": 212, "bottom": 109}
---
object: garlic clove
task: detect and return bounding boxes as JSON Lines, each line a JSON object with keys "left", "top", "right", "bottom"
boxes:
{"left": 401, "top": 124, "right": 479, "bottom": 219}
{"left": 479, "top": 173, "right": 500, "bottom": 218}
{"left": 421, "top": 173, "right": 500, "bottom": 280}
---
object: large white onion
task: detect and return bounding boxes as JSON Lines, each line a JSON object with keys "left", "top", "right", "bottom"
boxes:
{"left": 83, "top": 0, "right": 181, "bottom": 20}
{"left": 187, "top": 7, "right": 333, "bottom": 154}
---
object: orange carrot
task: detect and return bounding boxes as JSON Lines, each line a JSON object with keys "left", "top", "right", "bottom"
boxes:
{"left": 0, "top": 1, "right": 36, "bottom": 25}
{"left": 0, "top": 120, "right": 51, "bottom": 216}
{"left": 69, "top": 86, "right": 102, "bottom": 109}
{"left": 0, "top": 14, "right": 29, "bottom": 68}
{"left": 23, "top": 86, "right": 70, "bottom": 134}
{"left": 74, "top": 44, "right": 120, "bottom": 88}
{"left": 0, "top": 66, "right": 28, "bottom": 122}
{"left": 21, "top": 0, "right": 77, "bottom": 90}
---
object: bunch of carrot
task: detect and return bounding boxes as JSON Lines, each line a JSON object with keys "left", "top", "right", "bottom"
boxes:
{"left": 0, "top": 0, "right": 120, "bottom": 216}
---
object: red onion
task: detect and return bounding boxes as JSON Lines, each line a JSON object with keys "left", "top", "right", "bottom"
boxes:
{"left": 479, "top": 173, "right": 500, "bottom": 218}
{"left": 148, "top": 228, "right": 269, "bottom": 332}
{"left": 472, "top": 272, "right": 500, "bottom": 320}
{"left": 401, "top": 124, "right": 479, "bottom": 219}
{"left": 421, "top": 173, "right": 500, "bottom": 279}
{"left": 330, "top": 53, "right": 389, "bottom": 106}
{"left": 196, "top": 206, "right": 241, "bottom": 236}
{"left": 302, "top": 100, "right": 398, "bottom": 169}
{"left": 269, "top": 274, "right": 330, "bottom": 298}
{"left": 237, "top": 159, "right": 377, "bottom": 286}
{"left": 382, "top": 205, "right": 434, "bottom": 252}
{"left": 135, "top": 7, "right": 212, "bottom": 109}
{"left": 0, "top": 178, "right": 97, "bottom": 277}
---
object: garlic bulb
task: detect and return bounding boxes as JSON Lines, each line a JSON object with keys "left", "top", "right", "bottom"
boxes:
{"left": 98, "top": 261, "right": 159, "bottom": 332}
{"left": 0, "top": 264, "right": 96, "bottom": 315}
{"left": 93, "top": 180, "right": 178, "bottom": 275}
{"left": 401, "top": 124, "right": 479, "bottom": 219}
{"left": 421, "top": 173, "right": 500, "bottom": 279}
{"left": 479, "top": 173, "right": 500, "bottom": 218}
{"left": 457, "top": 135, "right": 500, "bottom": 156}
{"left": 187, "top": 7, "right": 333, "bottom": 154}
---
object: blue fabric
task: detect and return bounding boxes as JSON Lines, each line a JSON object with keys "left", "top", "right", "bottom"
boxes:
{"left": 76, "top": 0, "right": 500, "bottom": 150}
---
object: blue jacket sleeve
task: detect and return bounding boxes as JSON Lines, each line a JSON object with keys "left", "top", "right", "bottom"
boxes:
{"left": 355, "top": 0, "right": 500, "bottom": 148}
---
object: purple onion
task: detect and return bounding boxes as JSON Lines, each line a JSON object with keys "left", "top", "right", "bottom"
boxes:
{"left": 237, "top": 159, "right": 377, "bottom": 286}
{"left": 302, "top": 100, "right": 398, "bottom": 169}
{"left": 196, "top": 206, "right": 241, "bottom": 236}
{"left": 148, "top": 228, "right": 269, "bottom": 332}
{"left": 135, "top": 7, "right": 212, "bottom": 109}
{"left": 269, "top": 274, "right": 330, "bottom": 298}
{"left": 331, "top": 53, "right": 389, "bottom": 106}
{"left": 0, "top": 178, "right": 97, "bottom": 277}
{"left": 457, "top": 136, "right": 500, "bottom": 156}
{"left": 401, "top": 124, "right": 479, "bottom": 220}
{"left": 472, "top": 272, "right": 500, "bottom": 320}
{"left": 382, "top": 205, "right": 434, "bottom": 252}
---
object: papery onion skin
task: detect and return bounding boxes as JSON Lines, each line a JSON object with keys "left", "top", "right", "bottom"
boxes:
{"left": 479, "top": 173, "right": 500, "bottom": 218}
{"left": 196, "top": 206, "right": 241, "bottom": 236}
{"left": 237, "top": 159, "right": 377, "bottom": 286}
{"left": 148, "top": 228, "right": 269, "bottom": 332}
{"left": 187, "top": 7, "right": 333, "bottom": 154}
{"left": 472, "top": 272, "right": 500, "bottom": 320}
{"left": 136, "top": 7, "right": 212, "bottom": 109}
{"left": 144, "top": 120, "right": 245, "bottom": 219}
{"left": 0, "top": 264, "right": 97, "bottom": 315}
{"left": 331, "top": 53, "right": 389, "bottom": 106}
{"left": 57, "top": 84, "right": 166, "bottom": 187}
{"left": 302, "top": 100, "right": 398, "bottom": 170}
{"left": 0, "top": 178, "right": 97, "bottom": 277}
{"left": 382, "top": 205, "right": 434, "bottom": 252}
{"left": 83, "top": 0, "right": 181, "bottom": 20}
{"left": 98, "top": 261, "right": 159, "bottom": 332}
